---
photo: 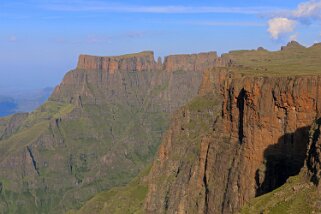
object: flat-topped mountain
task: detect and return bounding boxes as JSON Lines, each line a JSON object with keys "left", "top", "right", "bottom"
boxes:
{"left": 77, "top": 51, "right": 158, "bottom": 73}
{"left": 76, "top": 51, "right": 225, "bottom": 73}
{"left": 2, "top": 42, "right": 321, "bottom": 214}
{"left": 0, "top": 50, "right": 225, "bottom": 213}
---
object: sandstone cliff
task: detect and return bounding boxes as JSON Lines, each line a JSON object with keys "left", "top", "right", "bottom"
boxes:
{"left": 77, "top": 51, "right": 159, "bottom": 73}
{"left": 145, "top": 66, "right": 321, "bottom": 213}
{"left": 75, "top": 51, "right": 227, "bottom": 74}
{"left": 163, "top": 52, "right": 229, "bottom": 72}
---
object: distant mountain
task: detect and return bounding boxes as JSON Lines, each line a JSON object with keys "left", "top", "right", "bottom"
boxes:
{"left": 0, "top": 96, "right": 17, "bottom": 117}
{"left": 0, "top": 87, "right": 53, "bottom": 117}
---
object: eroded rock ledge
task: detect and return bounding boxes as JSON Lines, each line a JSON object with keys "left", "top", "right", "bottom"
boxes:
{"left": 76, "top": 51, "right": 229, "bottom": 73}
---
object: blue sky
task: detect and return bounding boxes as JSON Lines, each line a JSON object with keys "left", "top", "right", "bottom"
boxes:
{"left": 1, "top": 0, "right": 321, "bottom": 91}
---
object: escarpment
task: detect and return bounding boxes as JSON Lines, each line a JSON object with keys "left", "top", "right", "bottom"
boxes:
{"left": 144, "top": 68, "right": 321, "bottom": 213}
{"left": 3, "top": 43, "right": 321, "bottom": 214}
{"left": 75, "top": 51, "right": 227, "bottom": 75}
{"left": 0, "top": 51, "right": 223, "bottom": 213}
{"left": 77, "top": 51, "right": 159, "bottom": 73}
{"left": 163, "top": 52, "right": 229, "bottom": 72}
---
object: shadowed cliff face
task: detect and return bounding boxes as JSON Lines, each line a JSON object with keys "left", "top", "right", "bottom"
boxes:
{"left": 306, "top": 118, "right": 321, "bottom": 187}
{"left": 239, "top": 119, "right": 321, "bottom": 213}
{"left": 0, "top": 51, "right": 223, "bottom": 213}
{"left": 144, "top": 69, "right": 321, "bottom": 214}
{"left": 255, "top": 126, "right": 309, "bottom": 196}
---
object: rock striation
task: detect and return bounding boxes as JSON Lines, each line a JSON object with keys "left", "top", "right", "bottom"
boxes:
{"left": 145, "top": 68, "right": 321, "bottom": 213}
{"left": 163, "top": 52, "right": 228, "bottom": 72}
{"left": 75, "top": 51, "right": 228, "bottom": 74}
{"left": 77, "top": 51, "right": 159, "bottom": 73}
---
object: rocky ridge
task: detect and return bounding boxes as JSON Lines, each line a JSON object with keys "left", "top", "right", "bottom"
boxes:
{"left": 0, "top": 51, "right": 225, "bottom": 213}
{"left": 76, "top": 51, "right": 227, "bottom": 74}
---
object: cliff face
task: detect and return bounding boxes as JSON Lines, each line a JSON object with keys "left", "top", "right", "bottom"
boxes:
{"left": 0, "top": 51, "right": 222, "bottom": 213}
{"left": 145, "top": 69, "right": 321, "bottom": 213}
{"left": 163, "top": 52, "right": 228, "bottom": 72}
{"left": 75, "top": 51, "right": 227, "bottom": 75}
{"left": 77, "top": 51, "right": 159, "bottom": 73}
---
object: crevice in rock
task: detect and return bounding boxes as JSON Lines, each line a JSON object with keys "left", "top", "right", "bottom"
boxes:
{"left": 110, "top": 126, "right": 115, "bottom": 141}
{"left": 237, "top": 89, "right": 246, "bottom": 144}
{"left": 255, "top": 126, "right": 310, "bottom": 196}
{"left": 27, "top": 146, "right": 40, "bottom": 176}
{"left": 222, "top": 147, "right": 241, "bottom": 213}
{"left": 68, "top": 154, "right": 73, "bottom": 175}
{"left": 78, "top": 96, "right": 83, "bottom": 108}
{"left": 203, "top": 143, "right": 210, "bottom": 213}
{"left": 164, "top": 190, "right": 170, "bottom": 211}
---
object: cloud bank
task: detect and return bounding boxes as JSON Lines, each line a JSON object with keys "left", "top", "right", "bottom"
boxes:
{"left": 268, "top": 0, "right": 321, "bottom": 39}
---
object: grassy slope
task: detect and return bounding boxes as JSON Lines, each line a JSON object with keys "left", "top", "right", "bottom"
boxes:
{"left": 69, "top": 94, "right": 220, "bottom": 214}
{"left": 240, "top": 173, "right": 320, "bottom": 214}
{"left": 0, "top": 100, "right": 168, "bottom": 212}
{"left": 67, "top": 167, "right": 151, "bottom": 214}
{"left": 0, "top": 73, "right": 173, "bottom": 213}
{"left": 224, "top": 43, "right": 321, "bottom": 76}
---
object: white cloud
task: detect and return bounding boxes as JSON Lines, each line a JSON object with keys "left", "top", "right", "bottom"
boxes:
{"left": 41, "top": 1, "right": 276, "bottom": 15}
{"left": 267, "top": 0, "right": 321, "bottom": 39}
{"left": 293, "top": 0, "right": 321, "bottom": 18}
{"left": 268, "top": 18, "right": 296, "bottom": 39}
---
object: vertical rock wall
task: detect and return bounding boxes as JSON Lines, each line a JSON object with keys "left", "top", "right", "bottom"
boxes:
{"left": 145, "top": 69, "right": 321, "bottom": 213}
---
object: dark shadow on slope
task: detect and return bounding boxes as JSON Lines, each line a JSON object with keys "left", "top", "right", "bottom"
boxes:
{"left": 255, "top": 126, "right": 310, "bottom": 196}
{"left": 306, "top": 118, "right": 321, "bottom": 185}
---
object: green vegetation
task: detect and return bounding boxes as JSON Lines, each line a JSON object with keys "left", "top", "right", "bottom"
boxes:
{"left": 225, "top": 43, "right": 321, "bottom": 76}
{"left": 0, "top": 68, "right": 203, "bottom": 213}
{"left": 67, "top": 166, "right": 151, "bottom": 214}
{"left": 240, "top": 173, "right": 319, "bottom": 214}
{"left": 188, "top": 95, "right": 218, "bottom": 111}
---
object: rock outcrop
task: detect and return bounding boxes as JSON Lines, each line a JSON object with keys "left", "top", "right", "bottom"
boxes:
{"left": 145, "top": 68, "right": 321, "bottom": 213}
{"left": 281, "top": 41, "right": 306, "bottom": 51}
{"left": 77, "top": 51, "right": 159, "bottom": 73}
{"left": 163, "top": 52, "right": 228, "bottom": 72}
{"left": 75, "top": 51, "right": 228, "bottom": 75}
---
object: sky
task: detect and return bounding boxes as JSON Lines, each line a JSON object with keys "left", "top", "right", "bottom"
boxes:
{"left": 1, "top": 0, "right": 321, "bottom": 91}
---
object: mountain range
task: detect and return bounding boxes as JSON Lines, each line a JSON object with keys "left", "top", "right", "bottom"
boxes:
{"left": 1, "top": 41, "right": 321, "bottom": 213}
